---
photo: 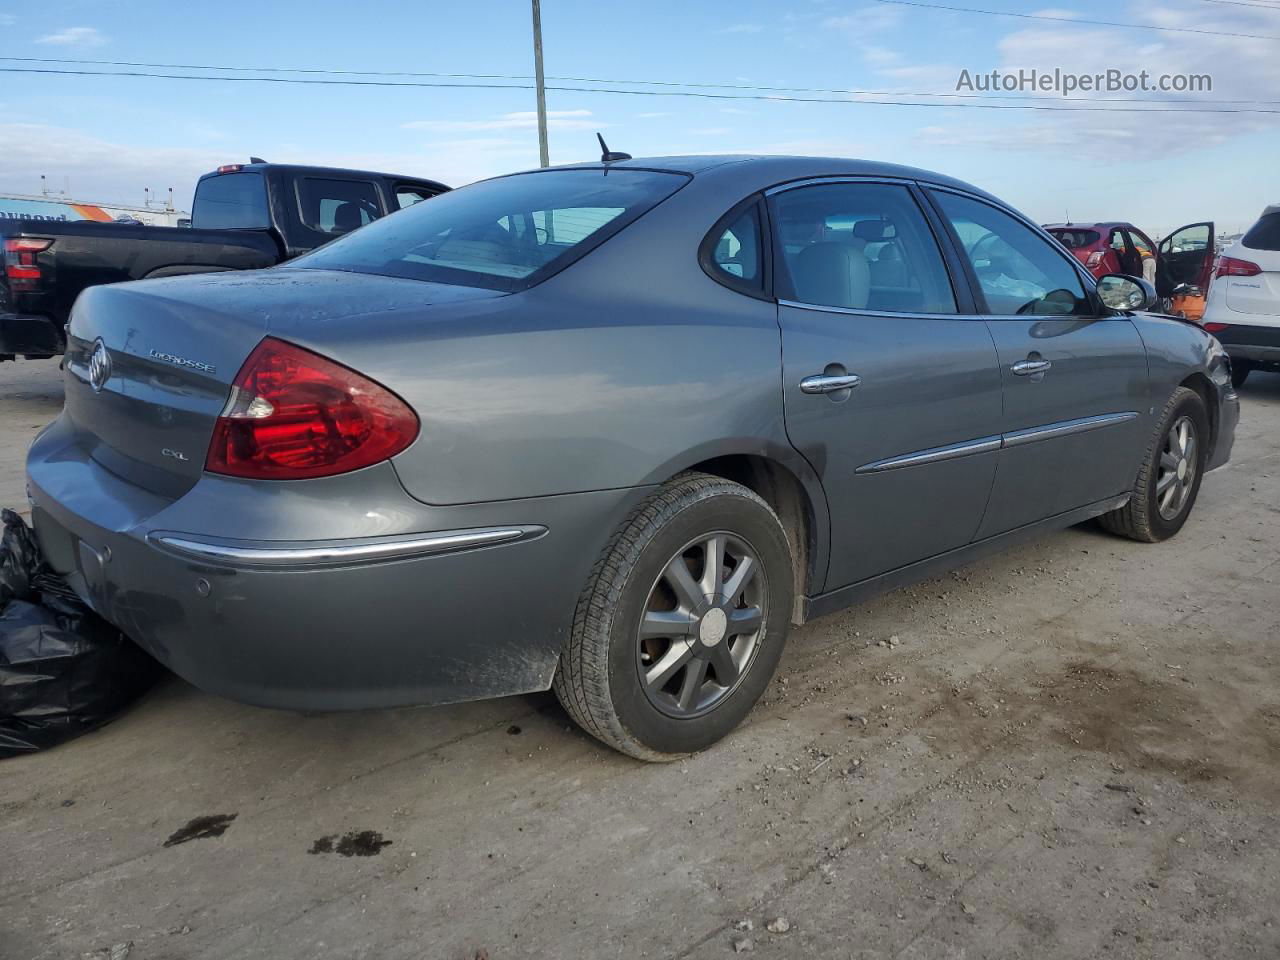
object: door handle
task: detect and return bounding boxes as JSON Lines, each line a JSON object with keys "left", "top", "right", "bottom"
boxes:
{"left": 800, "top": 373, "right": 862, "bottom": 394}
{"left": 1011, "top": 359, "right": 1052, "bottom": 377}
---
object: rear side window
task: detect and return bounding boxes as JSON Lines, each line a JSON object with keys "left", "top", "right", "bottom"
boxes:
{"left": 771, "top": 182, "right": 956, "bottom": 314}
{"left": 1048, "top": 229, "right": 1100, "bottom": 249}
{"left": 1243, "top": 212, "right": 1280, "bottom": 252}
{"left": 396, "top": 186, "right": 436, "bottom": 209}
{"left": 192, "top": 172, "right": 269, "bottom": 229}
{"left": 934, "top": 191, "right": 1090, "bottom": 317}
{"left": 704, "top": 203, "right": 763, "bottom": 292}
{"left": 296, "top": 168, "right": 689, "bottom": 292}
{"left": 298, "top": 178, "right": 381, "bottom": 235}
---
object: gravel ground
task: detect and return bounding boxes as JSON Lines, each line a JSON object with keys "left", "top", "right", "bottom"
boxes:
{"left": 2, "top": 358, "right": 1278, "bottom": 960}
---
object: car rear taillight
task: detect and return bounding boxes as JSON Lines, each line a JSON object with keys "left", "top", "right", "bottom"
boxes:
{"left": 216, "top": 164, "right": 243, "bottom": 174}
{"left": 1085, "top": 250, "right": 1105, "bottom": 268}
{"left": 206, "top": 337, "right": 419, "bottom": 480}
{"left": 1203, "top": 322, "right": 1230, "bottom": 333}
{"left": 1215, "top": 256, "right": 1262, "bottom": 279}
{"left": 3, "top": 237, "right": 52, "bottom": 292}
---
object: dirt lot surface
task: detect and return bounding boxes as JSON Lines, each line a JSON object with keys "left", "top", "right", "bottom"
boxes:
{"left": 2, "top": 358, "right": 1278, "bottom": 960}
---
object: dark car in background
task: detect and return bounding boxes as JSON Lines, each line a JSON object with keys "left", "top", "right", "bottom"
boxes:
{"left": 1046, "top": 220, "right": 1217, "bottom": 320}
{"left": 27, "top": 155, "right": 1237, "bottom": 761}
{"left": 1, "top": 161, "right": 448, "bottom": 361}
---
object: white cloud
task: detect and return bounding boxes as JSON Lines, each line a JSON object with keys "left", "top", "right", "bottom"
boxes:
{"left": 720, "top": 23, "right": 763, "bottom": 34}
{"left": 402, "top": 109, "right": 597, "bottom": 133}
{"left": 36, "top": 26, "right": 107, "bottom": 47}
{"left": 0, "top": 14, "right": 17, "bottom": 26}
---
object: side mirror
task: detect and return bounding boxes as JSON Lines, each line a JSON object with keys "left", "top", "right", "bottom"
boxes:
{"left": 1097, "top": 273, "right": 1158, "bottom": 312}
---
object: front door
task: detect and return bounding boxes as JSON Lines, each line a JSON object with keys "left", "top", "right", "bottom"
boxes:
{"left": 1158, "top": 221, "right": 1216, "bottom": 320}
{"left": 770, "top": 180, "right": 1004, "bottom": 592}
{"left": 927, "top": 189, "right": 1149, "bottom": 537}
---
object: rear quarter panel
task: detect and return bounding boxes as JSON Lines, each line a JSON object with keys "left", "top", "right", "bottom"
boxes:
{"left": 274, "top": 175, "right": 807, "bottom": 510}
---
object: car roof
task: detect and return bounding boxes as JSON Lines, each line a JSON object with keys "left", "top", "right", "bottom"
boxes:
{"left": 1043, "top": 222, "right": 1133, "bottom": 230}
{"left": 199, "top": 163, "right": 449, "bottom": 190}
{"left": 517, "top": 154, "right": 1001, "bottom": 201}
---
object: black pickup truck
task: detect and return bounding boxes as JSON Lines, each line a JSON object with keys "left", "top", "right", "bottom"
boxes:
{"left": 1, "top": 161, "right": 449, "bottom": 361}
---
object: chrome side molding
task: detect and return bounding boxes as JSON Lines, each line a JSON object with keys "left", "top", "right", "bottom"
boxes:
{"left": 1002, "top": 412, "right": 1139, "bottom": 448}
{"left": 856, "top": 412, "right": 1139, "bottom": 474}
{"left": 856, "top": 435, "right": 1002, "bottom": 474}
{"left": 149, "top": 526, "right": 544, "bottom": 567}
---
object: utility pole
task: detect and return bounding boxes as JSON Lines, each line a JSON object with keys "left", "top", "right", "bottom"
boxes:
{"left": 531, "top": 0, "right": 550, "bottom": 167}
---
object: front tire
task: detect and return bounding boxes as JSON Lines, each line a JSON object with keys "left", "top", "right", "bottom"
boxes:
{"left": 1099, "top": 386, "right": 1209, "bottom": 543}
{"left": 553, "top": 473, "right": 794, "bottom": 761}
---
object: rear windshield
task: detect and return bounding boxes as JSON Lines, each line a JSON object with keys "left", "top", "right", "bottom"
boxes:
{"left": 1047, "top": 229, "right": 1100, "bottom": 249}
{"left": 192, "top": 172, "right": 270, "bottom": 229}
{"left": 295, "top": 168, "right": 688, "bottom": 291}
{"left": 1242, "top": 212, "right": 1280, "bottom": 252}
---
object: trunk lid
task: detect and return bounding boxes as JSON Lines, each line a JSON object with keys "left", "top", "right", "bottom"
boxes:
{"left": 63, "top": 267, "right": 502, "bottom": 498}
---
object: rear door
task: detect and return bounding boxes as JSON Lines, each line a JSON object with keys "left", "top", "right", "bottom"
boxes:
{"left": 772, "top": 178, "right": 1003, "bottom": 592}
{"left": 927, "top": 188, "right": 1148, "bottom": 536}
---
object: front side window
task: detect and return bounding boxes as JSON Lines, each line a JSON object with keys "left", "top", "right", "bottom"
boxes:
{"left": 296, "top": 169, "right": 688, "bottom": 292}
{"left": 298, "top": 178, "right": 381, "bottom": 235}
{"left": 771, "top": 182, "right": 956, "bottom": 313}
{"left": 191, "top": 172, "right": 269, "bottom": 230}
{"left": 933, "top": 191, "right": 1091, "bottom": 316}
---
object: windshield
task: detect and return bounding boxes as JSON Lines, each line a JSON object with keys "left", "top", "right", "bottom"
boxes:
{"left": 1047, "top": 229, "right": 1100, "bottom": 249}
{"left": 296, "top": 168, "right": 689, "bottom": 291}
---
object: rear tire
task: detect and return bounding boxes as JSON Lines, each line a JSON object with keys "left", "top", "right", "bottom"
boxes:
{"left": 1099, "top": 386, "right": 1209, "bottom": 543}
{"left": 553, "top": 472, "right": 794, "bottom": 761}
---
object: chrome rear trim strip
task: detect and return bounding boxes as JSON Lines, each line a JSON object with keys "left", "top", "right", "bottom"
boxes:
{"left": 856, "top": 435, "right": 1002, "bottom": 474}
{"left": 151, "top": 526, "right": 540, "bottom": 567}
{"left": 1002, "top": 412, "right": 1139, "bottom": 448}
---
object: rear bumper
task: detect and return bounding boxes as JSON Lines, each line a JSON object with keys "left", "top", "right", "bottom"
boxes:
{"left": 0, "top": 312, "right": 63, "bottom": 358}
{"left": 26, "top": 414, "right": 642, "bottom": 711}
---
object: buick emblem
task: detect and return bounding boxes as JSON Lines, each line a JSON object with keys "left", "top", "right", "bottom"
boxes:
{"left": 88, "top": 338, "right": 112, "bottom": 393}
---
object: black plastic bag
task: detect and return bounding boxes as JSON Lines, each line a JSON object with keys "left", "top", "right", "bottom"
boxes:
{"left": 1, "top": 509, "right": 162, "bottom": 758}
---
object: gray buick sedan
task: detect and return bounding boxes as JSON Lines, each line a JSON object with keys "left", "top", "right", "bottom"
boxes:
{"left": 27, "top": 155, "right": 1239, "bottom": 759}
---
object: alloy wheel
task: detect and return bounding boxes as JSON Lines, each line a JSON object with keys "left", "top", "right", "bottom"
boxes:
{"left": 635, "top": 531, "right": 767, "bottom": 719}
{"left": 1156, "top": 414, "right": 1198, "bottom": 521}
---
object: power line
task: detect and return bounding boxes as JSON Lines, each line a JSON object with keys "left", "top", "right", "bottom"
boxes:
{"left": 4, "top": 65, "right": 1280, "bottom": 114}
{"left": 1192, "top": 0, "right": 1280, "bottom": 8}
{"left": 871, "top": 0, "right": 1280, "bottom": 40}
{"left": 1, "top": 56, "right": 1275, "bottom": 106}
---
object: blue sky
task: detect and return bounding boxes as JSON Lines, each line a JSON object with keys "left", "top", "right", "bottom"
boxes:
{"left": 0, "top": 0, "right": 1276, "bottom": 235}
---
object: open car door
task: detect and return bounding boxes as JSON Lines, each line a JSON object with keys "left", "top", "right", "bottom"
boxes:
{"left": 1157, "top": 221, "right": 1215, "bottom": 319}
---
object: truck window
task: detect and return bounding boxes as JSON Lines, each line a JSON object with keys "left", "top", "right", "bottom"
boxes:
{"left": 298, "top": 178, "right": 381, "bottom": 235}
{"left": 192, "top": 172, "right": 270, "bottom": 229}
{"left": 396, "top": 186, "right": 435, "bottom": 209}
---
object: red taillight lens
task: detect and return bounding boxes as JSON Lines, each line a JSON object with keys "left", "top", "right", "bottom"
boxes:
{"left": 1085, "top": 250, "right": 1105, "bottom": 268}
{"left": 216, "top": 164, "right": 243, "bottom": 174}
{"left": 3, "top": 238, "right": 53, "bottom": 291}
{"left": 1215, "top": 256, "right": 1262, "bottom": 279}
{"left": 205, "top": 337, "right": 419, "bottom": 480}
{"left": 1203, "top": 322, "right": 1230, "bottom": 333}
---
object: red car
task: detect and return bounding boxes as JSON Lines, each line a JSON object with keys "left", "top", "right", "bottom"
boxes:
{"left": 1045, "top": 221, "right": 1216, "bottom": 320}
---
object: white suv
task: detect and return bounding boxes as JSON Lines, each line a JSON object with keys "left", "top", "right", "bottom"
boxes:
{"left": 1202, "top": 203, "right": 1280, "bottom": 387}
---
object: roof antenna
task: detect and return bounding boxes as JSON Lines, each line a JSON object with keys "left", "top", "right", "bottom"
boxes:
{"left": 597, "top": 133, "right": 631, "bottom": 163}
